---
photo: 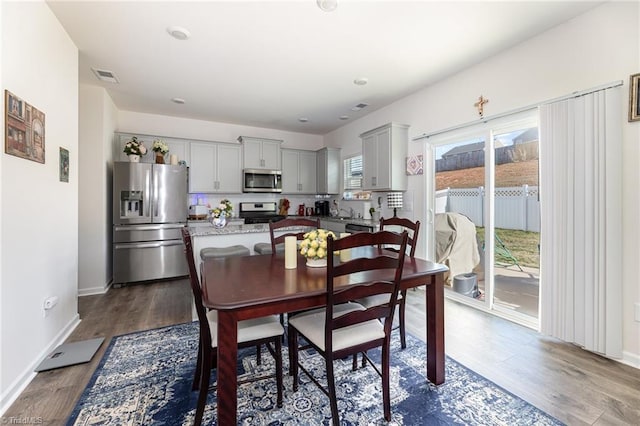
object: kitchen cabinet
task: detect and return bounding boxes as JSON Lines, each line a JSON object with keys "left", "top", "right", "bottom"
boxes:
{"left": 114, "top": 132, "right": 190, "bottom": 164}
{"left": 316, "top": 147, "right": 341, "bottom": 194}
{"left": 361, "top": 122, "right": 409, "bottom": 191}
{"left": 189, "top": 142, "right": 242, "bottom": 193}
{"left": 238, "top": 136, "right": 282, "bottom": 170}
{"left": 282, "top": 149, "right": 316, "bottom": 194}
{"left": 320, "top": 219, "right": 346, "bottom": 234}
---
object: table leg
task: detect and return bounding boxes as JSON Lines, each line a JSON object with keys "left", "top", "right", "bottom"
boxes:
{"left": 217, "top": 311, "right": 238, "bottom": 424}
{"left": 426, "top": 272, "right": 445, "bottom": 384}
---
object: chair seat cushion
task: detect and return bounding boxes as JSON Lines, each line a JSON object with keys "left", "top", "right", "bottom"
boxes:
{"left": 253, "top": 242, "right": 285, "bottom": 255}
{"left": 200, "top": 245, "right": 250, "bottom": 260}
{"left": 288, "top": 303, "right": 384, "bottom": 352}
{"left": 207, "top": 311, "right": 283, "bottom": 347}
{"left": 355, "top": 292, "right": 403, "bottom": 309}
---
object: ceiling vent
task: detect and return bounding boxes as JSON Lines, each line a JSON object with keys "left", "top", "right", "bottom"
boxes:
{"left": 91, "top": 68, "right": 119, "bottom": 84}
{"left": 351, "top": 103, "right": 368, "bottom": 112}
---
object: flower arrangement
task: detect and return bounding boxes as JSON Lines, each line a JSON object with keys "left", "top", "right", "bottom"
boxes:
{"left": 209, "top": 199, "right": 233, "bottom": 219}
{"left": 299, "top": 229, "right": 337, "bottom": 260}
{"left": 152, "top": 139, "right": 169, "bottom": 154}
{"left": 123, "top": 136, "right": 147, "bottom": 156}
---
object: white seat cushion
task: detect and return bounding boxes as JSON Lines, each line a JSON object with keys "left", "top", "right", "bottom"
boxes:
{"left": 288, "top": 303, "right": 384, "bottom": 352}
{"left": 207, "top": 311, "right": 283, "bottom": 348}
{"left": 355, "top": 292, "right": 402, "bottom": 309}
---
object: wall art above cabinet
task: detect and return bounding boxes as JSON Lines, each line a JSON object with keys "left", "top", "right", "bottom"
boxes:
{"left": 360, "top": 122, "right": 409, "bottom": 192}
{"left": 238, "top": 136, "right": 282, "bottom": 170}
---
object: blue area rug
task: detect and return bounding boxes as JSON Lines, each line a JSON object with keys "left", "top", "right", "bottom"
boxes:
{"left": 67, "top": 322, "right": 562, "bottom": 425}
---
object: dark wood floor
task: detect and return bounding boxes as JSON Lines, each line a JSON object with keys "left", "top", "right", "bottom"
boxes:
{"left": 4, "top": 279, "right": 639, "bottom": 425}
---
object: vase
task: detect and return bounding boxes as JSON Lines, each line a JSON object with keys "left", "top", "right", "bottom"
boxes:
{"left": 155, "top": 153, "right": 165, "bottom": 164}
{"left": 306, "top": 258, "right": 327, "bottom": 268}
{"left": 128, "top": 154, "right": 140, "bottom": 163}
{"left": 211, "top": 216, "right": 226, "bottom": 228}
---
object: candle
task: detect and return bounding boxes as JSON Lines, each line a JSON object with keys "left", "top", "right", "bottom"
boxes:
{"left": 170, "top": 154, "right": 178, "bottom": 165}
{"left": 339, "top": 233, "right": 351, "bottom": 262}
{"left": 285, "top": 236, "right": 297, "bottom": 269}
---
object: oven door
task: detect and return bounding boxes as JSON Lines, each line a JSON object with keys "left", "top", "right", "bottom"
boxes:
{"left": 243, "top": 169, "right": 282, "bottom": 193}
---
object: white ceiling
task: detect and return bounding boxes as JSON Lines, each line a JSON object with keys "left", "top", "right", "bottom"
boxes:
{"left": 47, "top": 0, "right": 600, "bottom": 135}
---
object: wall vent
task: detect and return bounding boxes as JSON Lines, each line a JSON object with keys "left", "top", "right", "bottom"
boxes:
{"left": 91, "top": 68, "right": 119, "bottom": 84}
{"left": 351, "top": 103, "right": 368, "bottom": 111}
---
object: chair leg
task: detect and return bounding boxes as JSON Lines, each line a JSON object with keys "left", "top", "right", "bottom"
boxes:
{"left": 288, "top": 326, "right": 299, "bottom": 391}
{"left": 382, "top": 339, "right": 391, "bottom": 421}
{"left": 274, "top": 338, "right": 283, "bottom": 408}
{"left": 194, "top": 347, "right": 212, "bottom": 426}
{"left": 256, "top": 344, "right": 262, "bottom": 365}
{"left": 361, "top": 350, "right": 367, "bottom": 369}
{"left": 399, "top": 290, "right": 407, "bottom": 349}
{"left": 326, "top": 356, "right": 340, "bottom": 426}
{"left": 192, "top": 337, "right": 203, "bottom": 391}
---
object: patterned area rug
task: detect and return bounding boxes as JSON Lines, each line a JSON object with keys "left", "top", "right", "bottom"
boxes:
{"left": 67, "top": 322, "right": 562, "bottom": 425}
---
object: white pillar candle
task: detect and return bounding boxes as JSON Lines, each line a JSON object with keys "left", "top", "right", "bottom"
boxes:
{"left": 170, "top": 154, "right": 178, "bottom": 165}
{"left": 284, "top": 236, "right": 297, "bottom": 269}
{"left": 339, "top": 233, "right": 351, "bottom": 262}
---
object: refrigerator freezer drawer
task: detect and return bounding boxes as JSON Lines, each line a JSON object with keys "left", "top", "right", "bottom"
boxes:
{"left": 113, "top": 239, "right": 188, "bottom": 284}
{"left": 113, "top": 223, "right": 185, "bottom": 243}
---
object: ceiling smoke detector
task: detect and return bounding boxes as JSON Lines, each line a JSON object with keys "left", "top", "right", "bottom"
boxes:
{"left": 298, "top": 117, "right": 309, "bottom": 123}
{"left": 91, "top": 68, "right": 119, "bottom": 84}
{"left": 317, "top": 0, "right": 337, "bottom": 12}
{"left": 353, "top": 78, "right": 368, "bottom": 86}
{"left": 167, "top": 26, "right": 191, "bottom": 40}
{"left": 171, "top": 97, "right": 186, "bottom": 104}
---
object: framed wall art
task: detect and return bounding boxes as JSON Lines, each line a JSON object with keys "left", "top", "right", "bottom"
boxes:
{"left": 629, "top": 73, "right": 640, "bottom": 122}
{"left": 4, "top": 90, "right": 45, "bottom": 163}
{"left": 59, "top": 147, "right": 69, "bottom": 182}
{"left": 406, "top": 154, "right": 423, "bottom": 175}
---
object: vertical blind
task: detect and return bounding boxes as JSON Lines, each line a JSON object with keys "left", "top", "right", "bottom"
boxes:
{"left": 343, "top": 155, "right": 363, "bottom": 190}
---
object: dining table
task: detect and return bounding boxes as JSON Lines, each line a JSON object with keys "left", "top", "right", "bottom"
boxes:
{"left": 200, "top": 248, "right": 448, "bottom": 424}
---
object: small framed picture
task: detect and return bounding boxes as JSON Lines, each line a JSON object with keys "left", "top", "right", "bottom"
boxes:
{"left": 629, "top": 73, "right": 640, "bottom": 122}
{"left": 59, "top": 147, "right": 69, "bottom": 182}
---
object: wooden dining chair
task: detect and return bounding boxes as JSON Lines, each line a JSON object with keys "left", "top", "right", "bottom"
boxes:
{"left": 288, "top": 230, "right": 409, "bottom": 425}
{"left": 181, "top": 228, "right": 284, "bottom": 426}
{"left": 356, "top": 216, "right": 420, "bottom": 349}
{"left": 269, "top": 217, "right": 320, "bottom": 254}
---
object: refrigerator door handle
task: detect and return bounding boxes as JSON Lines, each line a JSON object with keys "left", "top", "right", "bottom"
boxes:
{"left": 114, "top": 240, "right": 184, "bottom": 250}
{"left": 153, "top": 166, "right": 159, "bottom": 218}
{"left": 114, "top": 224, "right": 185, "bottom": 232}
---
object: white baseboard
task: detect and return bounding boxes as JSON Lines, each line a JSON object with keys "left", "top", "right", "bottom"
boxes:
{"left": 78, "top": 281, "right": 112, "bottom": 297}
{"left": 0, "top": 314, "right": 81, "bottom": 416}
{"left": 621, "top": 350, "right": 640, "bottom": 370}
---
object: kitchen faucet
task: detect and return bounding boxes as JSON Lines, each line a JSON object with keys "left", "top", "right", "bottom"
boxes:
{"left": 339, "top": 207, "right": 354, "bottom": 219}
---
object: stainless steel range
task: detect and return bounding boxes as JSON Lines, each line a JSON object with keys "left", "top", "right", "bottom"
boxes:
{"left": 239, "top": 202, "right": 286, "bottom": 224}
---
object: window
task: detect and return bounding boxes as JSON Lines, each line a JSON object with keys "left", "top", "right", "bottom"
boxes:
{"left": 343, "top": 155, "right": 362, "bottom": 190}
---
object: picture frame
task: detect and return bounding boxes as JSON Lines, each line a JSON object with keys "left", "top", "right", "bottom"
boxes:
{"left": 629, "top": 73, "right": 640, "bottom": 122}
{"left": 4, "top": 90, "right": 46, "bottom": 163}
{"left": 59, "top": 147, "right": 69, "bottom": 182}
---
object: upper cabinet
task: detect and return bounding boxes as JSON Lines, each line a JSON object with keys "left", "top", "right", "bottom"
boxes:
{"left": 238, "top": 136, "right": 282, "bottom": 170}
{"left": 361, "top": 122, "right": 409, "bottom": 191}
{"left": 114, "top": 132, "right": 190, "bottom": 164}
{"left": 189, "top": 142, "right": 242, "bottom": 193}
{"left": 282, "top": 149, "right": 317, "bottom": 194}
{"left": 316, "top": 147, "right": 341, "bottom": 195}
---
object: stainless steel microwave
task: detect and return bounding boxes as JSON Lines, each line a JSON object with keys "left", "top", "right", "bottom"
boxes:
{"left": 243, "top": 169, "right": 282, "bottom": 193}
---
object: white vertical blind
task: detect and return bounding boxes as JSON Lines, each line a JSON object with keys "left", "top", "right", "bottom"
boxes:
{"left": 539, "top": 87, "right": 622, "bottom": 357}
{"left": 343, "top": 155, "right": 363, "bottom": 190}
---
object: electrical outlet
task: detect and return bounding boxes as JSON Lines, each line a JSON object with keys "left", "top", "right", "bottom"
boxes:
{"left": 635, "top": 302, "right": 640, "bottom": 322}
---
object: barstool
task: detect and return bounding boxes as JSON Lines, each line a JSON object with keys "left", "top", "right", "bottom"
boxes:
{"left": 200, "top": 245, "right": 250, "bottom": 260}
{"left": 253, "top": 242, "right": 285, "bottom": 255}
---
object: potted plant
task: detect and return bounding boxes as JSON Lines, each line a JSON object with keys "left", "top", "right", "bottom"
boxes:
{"left": 151, "top": 139, "right": 169, "bottom": 164}
{"left": 299, "top": 229, "right": 337, "bottom": 267}
{"left": 209, "top": 199, "right": 233, "bottom": 228}
{"left": 123, "top": 136, "right": 147, "bottom": 162}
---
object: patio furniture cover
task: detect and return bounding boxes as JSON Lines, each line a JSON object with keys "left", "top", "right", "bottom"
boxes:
{"left": 435, "top": 213, "right": 480, "bottom": 285}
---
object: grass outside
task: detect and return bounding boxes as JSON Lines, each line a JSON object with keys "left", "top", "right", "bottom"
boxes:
{"left": 476, "top": 227, "right": 540, "bottom": 269}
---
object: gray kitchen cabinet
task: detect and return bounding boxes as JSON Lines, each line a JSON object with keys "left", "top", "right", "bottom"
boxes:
{"left": 282, "top": 149, "right": 316, "bottom": 194}
{"left": 361, "top": 122, "right": 409, "bottom": 191}
{"left": 320, "top": 219, "right": 346, "bottom": 234}
{"left": 238, "top": 136, "right": 282, "bottom": 170}
{"left": 114, "top": 132, "right": 189, "bottom": 164}
{"left": 316, "top": 147, "right": 341, "bottom": 194}
{"left": 189, "top": 142, "right": 241, "bottom": 193}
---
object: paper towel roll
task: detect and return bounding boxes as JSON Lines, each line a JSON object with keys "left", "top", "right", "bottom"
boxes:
{"left": 363, "top": 201, "right": 372, "bottom": 219}
{"left": 284, "top": 236, "right": 297, "bottom": 269}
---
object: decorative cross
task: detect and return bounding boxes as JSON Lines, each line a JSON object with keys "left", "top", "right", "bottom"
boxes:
{"left": 474, "top": 95, "right": 489, "bottom": 118}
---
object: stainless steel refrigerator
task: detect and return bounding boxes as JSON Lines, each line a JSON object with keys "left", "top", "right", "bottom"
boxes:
{"left": 112, "top": 161, "right": 188, "bottom": 285}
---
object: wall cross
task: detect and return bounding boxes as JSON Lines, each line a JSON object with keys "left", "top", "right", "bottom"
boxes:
{"left": 474, "top": 95, "right": 489, "bottom": 117}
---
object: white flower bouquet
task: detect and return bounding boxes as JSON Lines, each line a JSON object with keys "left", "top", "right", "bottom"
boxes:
{"left": 152, "top": 139, "right": 169, "bottom": 154}
{"left": 210, "top": 199, "right": 233, "bottom": 219}
{"left": 123, "top": 136, "right": 147, "bottom": 156}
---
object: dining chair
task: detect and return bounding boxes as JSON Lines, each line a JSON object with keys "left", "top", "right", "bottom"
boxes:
{"left": 356, "top": 216, "right": 420, "bottom": 349}
{"left": 288, "top": 230, "right": 409, "bottom": 425}
{"left": 181, "top": 228, "right": 284, "bottom": 426}
{"left": 269, "top": 217, "right": 321, "bottom": 254}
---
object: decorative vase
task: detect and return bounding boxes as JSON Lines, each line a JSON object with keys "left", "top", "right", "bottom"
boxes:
{"left": 128, "top": 154, "right": 140, "bottom": 163}
{"left": 211, "top": 216, "right": 226, "bottom": 228}
{"left": 306, "top": 258, "right": 327, "bottom": 268}
{"left": 155, "top": 153, "right": 165, "bottom": 164}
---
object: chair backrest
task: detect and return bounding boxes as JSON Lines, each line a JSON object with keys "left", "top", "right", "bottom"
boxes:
{"left": 269, "top": 217, "right": 320, "bottom": 255}
{"left": 379, "top": 216, "right": 420, "bottom": 257}
{"left": 181, "top": 227, "right": 211, "bottom": 345}
{"left": 325, "top": 230, "right": 408, "bottom": 351}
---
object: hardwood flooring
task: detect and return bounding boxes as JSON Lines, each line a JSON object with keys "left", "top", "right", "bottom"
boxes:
{"left": 3, "top": 280, "right": 639, "bottom": 425}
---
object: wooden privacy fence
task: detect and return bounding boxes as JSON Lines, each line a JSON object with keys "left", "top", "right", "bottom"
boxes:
{"left": 435, "top": 185, "right": 540, "bottom": 232}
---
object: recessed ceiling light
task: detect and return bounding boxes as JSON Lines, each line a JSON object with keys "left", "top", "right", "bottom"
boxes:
{"left": 353, "top": 78, "right": 368, "bottom": 86}
{"left": 339, "top": 115, "right": 350, "bottom": 120}
{"left": 298, "top": 117, "right": 309, "bottom": 123}
{"left": 171, "top": 97, "right": 186, "bottom": 104}
{"left": 317, "top": 0, "right": 337, "bottom": 12}
{"left": 167, "top": 26, "right": 191, "bottom": 40}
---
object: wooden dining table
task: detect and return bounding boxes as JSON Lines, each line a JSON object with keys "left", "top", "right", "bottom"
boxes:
{"left": 200, "top": 249, "right": 448, "bottom": 424}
